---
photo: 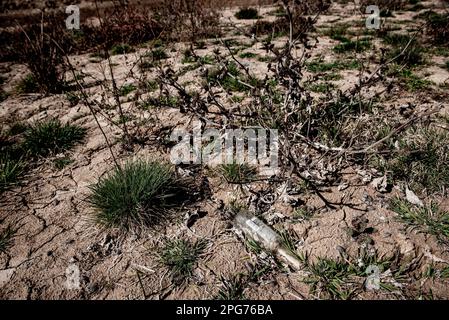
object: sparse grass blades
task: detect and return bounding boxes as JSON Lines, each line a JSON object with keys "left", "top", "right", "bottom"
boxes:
{"left": 88, "top": 161, "right": 186, "bottom": 232}
{"left": 206, "top": 62, "right": 253, "bottom": 92}
{"left": 16, "top": 74, "right": 39, "bottom": 94}
{"left": 304, "top": 258, "right": 356, "bottom": 300}
{"left": 159, "top": 238, "right": 206, "bottom": 284}
{"left": 292, "top": 207, "right": 314, "bottom": 222}
{"left": 382, "top": 33, "right": 425, "bottom": 66}
{"left": 424, "top": 264, "right": 449, "bottom": 279}
{"left": 111, "top": 43, "right": 135, "bottom": 55}
{"left": 0, "top": 224, "right": 16, "bottom": 254}
{"left": 398, "top": 69, "right": 432, "bottom": 91}
{"left": 151, "top": 48, "right": 168, "bottom": 60}
{"left": 306, "top": 59, "right": 360, "bottom": 73}
{"left": 238, "top": 52, "right": 258, "bottom": 59}
{"left": 323, "top": 24, "right": 350, "bottom": 42}
{"left": 235, "top": 8, "right": 259, "bottom": 20}
{"left": 54, "top": 157, "right": 73, "bottom": 170}
{"left": 333, "top": 38, "right": 371, "bottom": 53}
{"left": 23, "top": 120, "right": 86, "bottom": 157}
{"left": 219, "top": 163, "right": 257, "bottom": 184}
{"left": 308, "top": 82, "right": 334, "bottom": 93}
{"left": 390, "top": 198, "right": 449, "bottom": 244}
{"left": 382, "top": 127, "right": 449, "bottom": 193}
{"left": 119, "top": 84, "right": 136, "bottom": 96}
{"left": 216, "top": 275, "right": 246, "bottom": 300}
{"left": 0, "top": 154, "right": 24, "bottom": 192}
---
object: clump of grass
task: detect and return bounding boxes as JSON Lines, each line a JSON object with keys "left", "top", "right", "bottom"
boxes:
{"left": 292, "top": 207, "right": 314, "bottom": 222}
{"left": 66, "top": 92, "right": 81, "bottom": 106}
{"left": 182, "top": 49, "right": 196, "bottom": 64}
{"left": 219, "top": 163, "right": 257, "bottom": 184}
{"left": 111, "top": 43, "right": 135, "bottom": 55}
{"left": 238, "top": 52, "right": 258, "bottom": 59}
{"left": 139, "top": 95, "right": 178, "bottom": 110}
{"left": 23, "top": 119, "right": 86, "bottom": 157}
{"left": 235, "top": 8, "right": 259, "bottom": 20}
{"left": 304, "top": 258, "right": 357, "bottom": 300}
{"left": 139, "top": 60, "right": 154, "bottom": 71}
{"left": 54, "top": 157, "right": 73, "bottom": 170}
{"left": 306, "top": 59, "right": 360, "bottom": 73}
{"left": 333, "top": 38, "right": 371, "bottom": 53}
{"left": 119, "top": 84, "right": 136, "bottom": 96}
{"left": 88, "top": 160, "right": 186, "bottom": 232}
{"left": 303, "top": 248, "right": 403, "bottom": 299}
{"left": 445, "top": 61, "right": 449, "bottom": 71}
{"left": 230, "top": 95, "right": 244, "bottom": 103}
{"left": 0, "top": 224, "right": 16, "bottom": 254}
{"left": 145, "top": 80, "right": 159, "bottom": 92}
{"left": 424, "top": 264, "right": 449, "bottom": 279}
{"left": 398, "top": 69, "right": 432, "bottom": 91}
{"left": 383, "top": 34, "right": 425, "bottom": 67}
{"left": 151, "top": 48, "right": 168, "bottom": 60}
{"left": 323, "top": 24, "right": 350, "bottom": 42}
{"left": 308, "top": 82, "right": 334, "bottom": 93}
{"left": 391, "top": 198, "right": 449, "bottom": 244}
{"left": 159, "top": 238, "right": 207, "bottom": 284}
{"left": 16, "top": 74, "right": 39, "bottom": 94}
{"left": 206, "top": 62, "right": 251, "bottom": 92}
{"left": 216, "top": 274, "right": 246, "bottom": 300}
{"left": 0, "top": 154, "right": 24, "bottom": 192}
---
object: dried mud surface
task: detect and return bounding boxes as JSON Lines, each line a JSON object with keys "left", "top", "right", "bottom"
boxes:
{"left": 1, "top": 0, "right": 449, "bottom": 300}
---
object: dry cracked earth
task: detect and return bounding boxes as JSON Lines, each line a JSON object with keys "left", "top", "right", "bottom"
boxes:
{"left": 1, "top": 0, "right": 449, "bottom": 300}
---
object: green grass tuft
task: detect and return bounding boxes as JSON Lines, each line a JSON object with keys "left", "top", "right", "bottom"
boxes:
{"left": 218, "top": 163, "right": 257, "bottom": 184}
{"left": 0, "top": 224, "right": 16, "bottom": 254}
{"left": 111, "top": 44, "right": 135, "bottom": 55}
{"left": 88, "top": 160, "right": 186, "bottom": 232}
{"left": 16, "top": 74, "right": 39, "bottom": 94}
{"left": 235, "top": 8, "right": 259, "bottom": 20}
{"left": 238, "top": 52, "right": 258, "bottom": 59}
{"left": 151, "top": 48, "right": 168, "bottom": 60}
{"left": 304, "top": 258, "right": 356, "bottom": 300}
{"left": 0, "top": 153, "right": 24, "bottom": 192}
{"left": 23, "top": 119, "right": 86, "bottom": 157}
{"left": 391, "top": 198, "right": 449, "bottom": 244}
{"left": 159, "top": 238, "right": 206, "bottom": 284}
{"left": 216, "top": 274, "right": 246, "bottom": 300}
{"left": 398, "top": 69, "right": 432, "bottom": 91}
{"left": 119, "top": 84, "right": 136, "bottom": 96}
{"left": 333, "top": 38, "right": 371, "bottom": 53}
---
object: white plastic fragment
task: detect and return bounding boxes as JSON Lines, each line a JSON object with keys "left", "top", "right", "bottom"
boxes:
{"left": 405, "top": 187, "right": 424, "bottom": 207}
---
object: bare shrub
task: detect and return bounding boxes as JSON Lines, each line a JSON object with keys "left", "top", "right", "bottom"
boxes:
{"left": 359, "top": 0, "right": 406, "bottom": 11}
{"left": 17, "top": 12, "right": 68, "bottom": 94}
{"left": 153, "top": 0, "right": 221, "bottom": 42}
{"left": 78, "top": 4, "right": 163, "bottom": 51}
{"left": 251, "top": 0, "right": 330, "bottom": 37}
